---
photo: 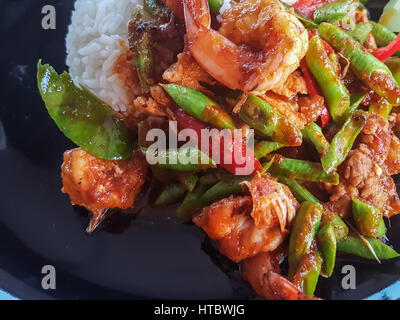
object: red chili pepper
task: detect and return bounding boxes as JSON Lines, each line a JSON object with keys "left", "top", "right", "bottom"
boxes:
{"left": 172, "top": 106, "right": 262, "bottom": 175}
{"left": 300, "top": 58, "right": 331, "bottom": 127}
{"left": 293, "top": 0, "right": 335, "bottom": 20}
{"left": 372, "top": 33, "right": 400, "bottom": 61}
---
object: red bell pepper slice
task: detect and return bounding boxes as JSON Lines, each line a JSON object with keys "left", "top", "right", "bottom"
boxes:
{"left": 300, "top": 58, "right": 331, "bottom": 127}
{"left": 293, "top": 0, "right": 335, "bottom": 20}
{"left": 373, "top": 33, "right": 400, "bottom": 61}
{"left": 171, "top": 105, "right": 262, "bottom": 175}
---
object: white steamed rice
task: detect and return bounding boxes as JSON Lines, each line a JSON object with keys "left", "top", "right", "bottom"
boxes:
{"left": 66, "top": 0, "right": 143, "bottom": 112}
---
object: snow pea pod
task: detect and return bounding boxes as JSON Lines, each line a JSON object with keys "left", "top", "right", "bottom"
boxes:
{"left": 302, "top": 122, "right": 330, "bottom": 155}
{"left": 370, "top": 21, "right": 400, "bottom": 56}
{"left": 352, "top": 198, "right": 386, "bottom": 237}
{"left": 337, "top": 236, "right": 400, "bottom": 260}
{"left": 162, "top": 84, "right": 235, "bottom": 129}
{"left": 37, "top": 61, "right": 135, "bottom": 160}
{"left": 313, "top": 0, "right": 359, "bottom": 24}
{"left": 292, "top": 250, "right": 323, "bottom": 297}
{"left": 239, "top": 95, "right": 302, "bottom": 147}
{"left": 269, "top": 157, "right": 339, "bottom": 184}
{"left": 254, "top": 141, "right": 284, "bottom": 159}
{"left": 321, "top": 111, "right": 366, "bottom": 174}
{"left": 288, "top": 202, "right": 323, "bottom": 279}
{"left": 306, "top": 36, "right": 350, "bottom": 124}
{"left": 317, "top": 223, "right": 336, "bottom": 277}
{"left": 155, "top": 183, "right": 186, "bottom": 206}
{"left": 276, "top": 177, "right": 319, "bottom": 204}
{"left": 319, "top": 23, "right": 400, "bottom": 106}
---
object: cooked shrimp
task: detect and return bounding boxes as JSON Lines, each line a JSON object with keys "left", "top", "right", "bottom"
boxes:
{"left": 183, "top": 0, "right": 308, "bottom": 94}
{"left": 61, "top": 148, "right": 147, "bottom": 232}
{"left": 193, "top": 176, "right": 299, "bottom": 262}
{"left": 242, "top": 252, "right": 320, "bottom": 300}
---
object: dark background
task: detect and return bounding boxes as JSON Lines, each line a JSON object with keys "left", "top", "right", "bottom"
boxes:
{"left": 0, "top": 0, "right": 399, "bottom": 300}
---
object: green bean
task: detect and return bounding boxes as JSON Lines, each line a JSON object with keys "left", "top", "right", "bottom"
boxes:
{"left": 321, "top": 111, "right": 367, "bottom": 174}
{"left": 177, "top": 174, "right": 219, "bottom": 221}
{"left": 208, "top": 0, "right": 224, "bottom": 15}
{"left": 306, "top": 36, "right": 350, "bottom": 124}
{"left": 313, "top": 0, "right": 359, "bottom": 24}
{"left": 154, "top": 183, "right": 186, "bottom": 206}
{"left": 162, "top": 84, "right": 236, "bottom": 129}
{"left": 288, "top": 202, "right": 323, "bottom": 279}
{"left": 178, "top": 173, "right": 198, "bottom": 192}
{"left": 269, "top": 156, "right": 339, "bottom": 184}
{"left": 322, "top": 211, "right": 349, "bottom": 241}
{"left": 330, "top": 14, "right": 356, "bottom": 31}
{"left": 276, "top": 177, "right": 320, "bottom": 204}
{"left": 292, "top": 250, "right": 323, "bottom": 297}
{"left": 317, "top": 223, "right": 336, "bottom": 277}
{"left": 348, "top": 92, "right": 367, "bottom": 115}
{"left": 239, "top": 95, "right": 302, "bottom": 146}
{"left": 337, "top": 236, "right": 400, "bottom": 260}
{"left": 142, "top": 147, "right": 216, "bottom": 171}
{"left": 370, "top": 21, "right": 400, "bottom": 56}
{"left": 385, "top": 57, "right": 400, "bottom": 86}
{"left": 352, "top": 198, "right": 385, "bottom": 237}
{"left": 201, "top": 176, "right": 248, "bottom": 204}
{"left": 349, "top": 22, "right": 373, "bottom": 45}
{"left": 254, "top": 141, "right": 284, "bottom": 159}
{"left": 302, "top": 122, "right": 330, "bottom": 155}
{"left": 369, "top": 100, "right": 393, "bottom": 118}
{"left": 294, "top": 12, "right": 319, "bottom": 30}
{"left": 319, "top": 22, "right": 400, "bottom": 106}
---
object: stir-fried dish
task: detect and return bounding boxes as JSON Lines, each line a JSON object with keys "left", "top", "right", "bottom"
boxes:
{"left": 37, "top": 0, "right": 400, "bottom": 300}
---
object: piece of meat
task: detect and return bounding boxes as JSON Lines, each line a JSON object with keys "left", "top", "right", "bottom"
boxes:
{"left": 61, "top": 148, "right": 148, "bottom": 231}
{"left": 162, "top": 48, "right": 217, "bottom": 94}
{"left": 193, "top": 176, "right": 299, "bottom": 262}
{"left": 325, "top": 114, "right": 400, "bottom": 218}
{"left": 271, "top": 71, "right": 308, "bottom": 98}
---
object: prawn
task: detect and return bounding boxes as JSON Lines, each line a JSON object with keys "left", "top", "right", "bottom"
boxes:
{"left": 183, "top": 0, "right": 308, "bottom": 94}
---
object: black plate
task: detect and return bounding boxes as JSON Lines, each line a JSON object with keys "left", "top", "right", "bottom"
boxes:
{"left": 0, "top": 0, "right": 399, "bottom": 300}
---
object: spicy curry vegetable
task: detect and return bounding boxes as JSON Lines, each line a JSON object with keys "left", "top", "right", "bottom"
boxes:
{"left": 38, "top": 0, "right": 400, "bottom": 300}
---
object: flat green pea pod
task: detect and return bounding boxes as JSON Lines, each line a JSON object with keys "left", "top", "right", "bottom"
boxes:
{"left": 337, "top": 236, "right": 400, "bottom": 260}
{"left": 313, "top": 0, "right": 359, "bottom": 24}
{"left": 319, "top": 23, "right": 400, "bottom": 106}
{"left": 352, "top": 198, "right": 386, "bottom": 237}
{"left": 177, "top": 174, "right": 219, "bottom": 221}
{"left": 269, "top": 156, "right": 339, "bottom": 184}
{"left": 288, "top": 202, "right": 323, "bottom": 279}
{"left": 385, "top": 57, "right": 400, "bottom": 86}
{"left": 239, "top": 95, "right": 302, "bottom": 147}
{"left": 161, "top": 84, "right": 235, "bottom": 129}
{"left": 321, "top": 111, "right": 367, "bottom": 174}
{"left": 142, "top": 147, "right": 216, "bottom": 171}
{"left": 370, "top": 21, "right": 400, "bottom": 56}
{"left": 276, "top": 177, "right": 319, "bottom": 204}
{"left": 317, "top": 223, "right": 336, "bottom": 277}
{"left": 302, "top": 122, "right": 330, "bottom": 155}
{"left": 154, "top": 183, "right": 186, "bottom": 206}
{"left": 306, "top": 36, "right": 350, "bottom": 124}
{"left": 37, "top": 61, "right": 135, "bottom": 160}
{"left": 254, "top": 141, "right": 284, "bottom": 159}
{"left": 321, "top": 211, "right": 349, "bottom": 241}
{"left": 292, "top": 250, "right": 323, "bottom": 297}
